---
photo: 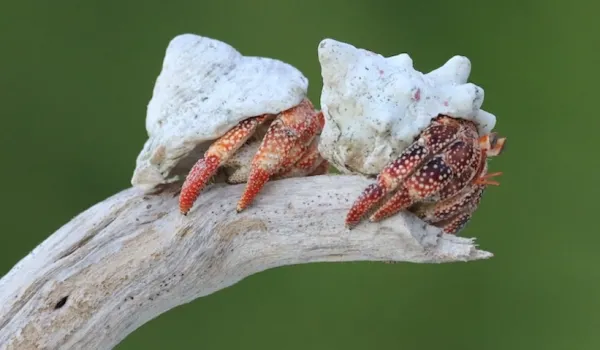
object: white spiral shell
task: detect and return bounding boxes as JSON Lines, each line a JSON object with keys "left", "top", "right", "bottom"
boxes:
{"left": 131, "top": 34, "right": 308, "bottom": 191}
{"left": 317, "top": 38, "right": 497, "bottom": 176}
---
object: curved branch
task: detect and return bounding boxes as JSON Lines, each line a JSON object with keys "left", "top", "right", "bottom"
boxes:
{"left": 0, "top": 175, "right": 491, "bottom": 349}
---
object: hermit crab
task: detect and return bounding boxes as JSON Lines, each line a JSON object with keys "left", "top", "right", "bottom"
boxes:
{"left": 179, "top": 98, "right": 327, "bottom": 214}
{"left": 130, "top": 34, "right": 327, "bottom": 214}
{"left": 317, "top": 39, "right": 506, "bottom": 234}
{"left": 344, "top": 115, "right": 505, "bottom": 233}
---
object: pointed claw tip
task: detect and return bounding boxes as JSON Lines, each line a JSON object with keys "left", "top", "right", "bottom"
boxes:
{"left": 237, "top": 167, "right": 271, "bottom": 214}
{"left": 345, "top": 222, "right": 357, "bottom": 230}
{"left": 178, "top": 156, "right": 222, "bottom": 215}
{"left": 236, "top": 200, "right": 249, "bottom": 213}
{"left": 368, "top": 212, "right": 388, "bottom": 223}
{"left": 179, "top": 203, "right": 191, "bottom": 215}
{"left": 344, "top": 213, "right": 363, "bottom": 228}
{"left": 179, "top": 204, "right": 190, "bottom": 214}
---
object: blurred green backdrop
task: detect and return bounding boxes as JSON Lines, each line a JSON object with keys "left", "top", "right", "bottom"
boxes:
{"left": 1, "top": 0, "right": 598, "bottom": 349}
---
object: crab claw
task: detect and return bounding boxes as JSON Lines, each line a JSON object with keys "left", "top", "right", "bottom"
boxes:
{"left": 411, "top": 167, "right": 497, "bottom": 234}
{"left": 179, "top": 155, "right": 221, "bottom": 215}
{"left": 409, "top": 132, "right": 507, "bottom": 235}
{"left": 344, "top": 142, "right": 431, "bottom": 228}
{"left": 344, "top": 117, "right": 462, "bottom": 228}
{"left": 368, "top": 154, "right": 454, "bottom": 222}
{"left": 236, "top": 100, "right": 325, "bottom": 212}
{"left": 179, "top": 115, "right": 270, "bottom": 215}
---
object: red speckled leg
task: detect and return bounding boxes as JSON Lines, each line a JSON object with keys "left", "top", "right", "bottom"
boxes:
{"left": 430, "top": 183, "right": 485, "bottom": 234}
{"left": 179, "top": 115, "right": 269, "bottom": 215}
{"left": 438, "top": 170, "right": 503, "bottom": 234}
{"left": 413, "top": 183, "right": 486, "bottom": 226}
{"left": 370, "top": 134, "right": 485, "bottom": 223}
{"left": 236, "top": 100, "right": 324, "bottom": 212}
{"left": 276, "top": 137, "right": 327, "bottom": 179}
{"left": 345, "top": 117, "right": 462, "bottom": 228}
{"left": 369, "top": 154, "right": 454, "bottom": 222}
{"left": 344, "top": 143, "right": 429, "bottom": 228}
{"left": 440, "top": 212, "right": 474, "bottom": 234}
{"left": 412, "top": 164, "right": 503, "bottom": 234}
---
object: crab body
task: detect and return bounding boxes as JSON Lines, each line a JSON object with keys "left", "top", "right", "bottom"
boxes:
{"left": 345, "top": 115, "right": 505, "bottom": 234}
{"left": 179, "top": 98, "right": 327, "bottom": 215}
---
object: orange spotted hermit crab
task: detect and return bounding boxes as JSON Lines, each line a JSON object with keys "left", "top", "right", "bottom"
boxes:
{"left": 343, "top": 115, "right": 505, "bottom": 233}
{"left": 178, "top": 98, "right": 327, "bottom": 214}
{"left": 130, "top": 34, "right": 328, "bottom": 214}
{"left": 317, "top": 39, "right": 506, "bottom": 234}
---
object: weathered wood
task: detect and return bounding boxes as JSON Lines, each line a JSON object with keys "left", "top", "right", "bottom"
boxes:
{"left": 0, "top": 175, "right": 491, "bottom": 349}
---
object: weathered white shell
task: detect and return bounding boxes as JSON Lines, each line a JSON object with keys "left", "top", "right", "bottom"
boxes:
{"left": 131, "top": 34, "right": 309, "bottom": 191}
{"left": 317, "top": 38, "right": 497, "bottom": 176}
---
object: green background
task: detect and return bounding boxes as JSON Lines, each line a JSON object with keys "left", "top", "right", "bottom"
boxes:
{"left": 1, "top": 0, "right": 597, "bottom": 349}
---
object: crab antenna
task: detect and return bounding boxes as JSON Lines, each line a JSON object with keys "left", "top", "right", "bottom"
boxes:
{"left": 474, "top": 171, "right": 503, "bottom": 186}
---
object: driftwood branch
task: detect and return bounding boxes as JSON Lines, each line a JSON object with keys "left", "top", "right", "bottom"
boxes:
{"left": 0, "top": 175, "right": 491, "bottom": 349}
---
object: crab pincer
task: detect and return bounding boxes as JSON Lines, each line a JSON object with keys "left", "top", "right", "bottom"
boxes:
{"left": 236, "top": 100, "right": 325, "bottom": 212}
{"left": 344, "top": 116, "right": 466, "bottom": 228}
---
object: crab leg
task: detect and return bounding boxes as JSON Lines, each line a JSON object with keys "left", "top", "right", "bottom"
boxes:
{"left": 411, "top": 159, "right": 503, "bottom": 234}
{"left": 437, "top": 171, "right": 503, "bottom": 234}
{"left": 179, "top": 115, "right": 270, "bottom": 214}
{"left": 345, "top": 117, "right": 462, "bottom": 228}
{"left": 413, "top": 183, "right": 487, "bottom": 225}
{"left": 236, "top": 100, "right": 324, "bottom": 212}
{"left": 275, "top": 137, "right": 327, "bottom": 179}
{"left": 416, "top": 176, "right": 499, "bottom": 235}
{"left": 369, "top": 154, "right": 454, "bottom": 222}
{"left": 428, "top": 132, "right": 504, "bottom": 202}
{"left": 439, "top": 212, "right": 475, "bottom": 235}
{"left": 369, "top": 136, "right": 481, "bottom": 222}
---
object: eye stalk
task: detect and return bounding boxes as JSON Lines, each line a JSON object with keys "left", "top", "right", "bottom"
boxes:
{"left": 480, "top": 132, "right": 507, "bottom": 157}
